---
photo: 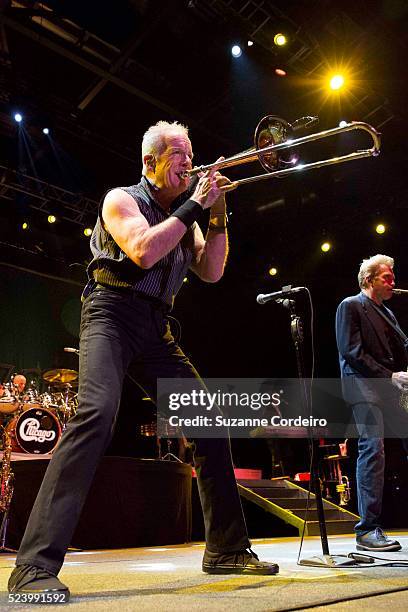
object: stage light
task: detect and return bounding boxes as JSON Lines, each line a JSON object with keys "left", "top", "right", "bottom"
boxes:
{"left": 14, "top": 112, "right": 23, "bottom": 123}
{"left": 83, "top": 227, "right": 92, "bottom": 237}
{"left": 47, "top": 215, "right": 56, "bottom": 224}
{"left": 43, "top": 127, "right": 50, "bottom": 135}
{"left": 183, "top": 277, "right": 188, "bottom": 283}
{"left": 274, "top": 33, "right": 287, "bottom": 46}
{"left": 375, "top": 223, "right": 386, "bottom": 234}
{"left": 321, "top": 241, "right": 331, "bottom": 253}
{"left": 275, "top": 68, "right": 287, "bottom": 77}
{"left": 22, "top": 222, "right": 29, "bottom": 230}
{"left": 268, "top": 267, "right": 278, "bottom": 276}
{"left": 231, "top": 45, "right": 242, "bottom": 58}
{"left": 247, "top": 40, "right": 253, "bottom": 47}
{"left": 329, "top": 74, "right": 345, "bottom": 90}
{"left": 339, "top": 120, "right": 348, "bottom": 128}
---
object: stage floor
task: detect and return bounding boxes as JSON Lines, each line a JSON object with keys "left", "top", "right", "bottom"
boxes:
{"left": 1, "top": 534, "right": 408, "bottom": 610}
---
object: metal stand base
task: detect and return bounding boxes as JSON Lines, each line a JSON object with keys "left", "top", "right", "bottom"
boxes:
{"left": 0, "top": 511, "right": 17, "bottom": 553}
{"left": 161, "top": 452, "right": 183, "bottom": 463}
{"left": 299, "top": 553, "right": 374, "bottom": 567}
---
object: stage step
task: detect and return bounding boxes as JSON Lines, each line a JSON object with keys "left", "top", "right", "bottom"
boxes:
{"left": 237, "top": 479, "right": 359, "bottom": 536}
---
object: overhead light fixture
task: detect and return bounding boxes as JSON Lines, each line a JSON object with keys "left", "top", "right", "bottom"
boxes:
{"left": 375, "top": 223, "right": 386, "bottom": 235}
{"left": 338, "top": 120, "right": 348, "bottom": 128}
{"left": 231, "top": 45, "right": 242, "bottom": 58}
{"left": 43, "top": 127, "right": 50, "bottom": 135}
{"left": 329, "top": 74, "right": 345, "bottom": 90}
{"left": 48, "top": 215, "right": 56, "bottom": 224}
{"left": 247, "top": 40, "right": 254, "bottom": 47}
{"left": 321, "top": 241, "right": 331, "bottom": 253}
{"left": 83, "top": 227, "right": 93, "bottom": 237}
{"left": 14, "top": 112, "right": 23, "bottom": 123}
{"left": 22, "top": 222, "right": 29, "bottom": 230}
{"left": 268, "top": 267, "right": 278, "bottom": 276}
{"left": 274, "top": 33, "right": 287, "bottom": 46}
{"left": 275, "top": 68, "right": 287, "bottom": 77}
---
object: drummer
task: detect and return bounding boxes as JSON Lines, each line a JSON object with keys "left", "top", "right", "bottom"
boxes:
{"left": 13, "top": 374, "right": 27, "bottom": 396}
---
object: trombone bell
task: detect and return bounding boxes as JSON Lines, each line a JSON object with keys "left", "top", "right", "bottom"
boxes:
{"left": 254, "top": 115, "right": 296, "bottom": 171}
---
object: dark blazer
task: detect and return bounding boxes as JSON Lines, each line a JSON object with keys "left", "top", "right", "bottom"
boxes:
{"left": 335, "top": 292, "right": 407, "bottom": 405}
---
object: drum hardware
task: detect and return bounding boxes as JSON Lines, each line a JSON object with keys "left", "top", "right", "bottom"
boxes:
{"left": 0, "top": 383, "right": 19, "bottom": 415}
{"left": 21, "top": 386, "right": 42, "bottom": 412}
{"left": 43, "top": 368, "right": 78, "bottom": 384}
{"left": 0, "top": 427, "right": 17, "bottom": 552}
{"left": 157, "top": 419, "right": 189, "bottom": 463}
{"left": 53, "top": 384, "right": 77, "bottom": 428}
{"left": 185, "top": 116, "right": 380, "bottom": 187}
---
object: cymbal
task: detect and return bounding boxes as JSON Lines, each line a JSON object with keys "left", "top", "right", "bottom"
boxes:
{"left": 43, "top": 369, "right": 78, "bottom": 384}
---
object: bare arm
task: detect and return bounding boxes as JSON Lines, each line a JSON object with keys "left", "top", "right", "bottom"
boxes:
{"left": 190, "top": 196, "right": 229, "bottom": 283}
{"left": 102, "top": 189, "right": 189, "bottom": 269}
{"left": 102, "top": 169, "right": 234, "bottom": 270}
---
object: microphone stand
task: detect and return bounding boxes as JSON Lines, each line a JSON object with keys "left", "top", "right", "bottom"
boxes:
{"left": 265, "top": 296, "right": 364, "bottom": 567}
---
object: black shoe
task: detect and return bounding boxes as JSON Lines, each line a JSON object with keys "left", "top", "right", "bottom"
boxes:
{"left": 356, "top": 528, "right": 402, "bottom": 552}
{"left": 202, "top": 548, "right": 279, "bottom": 575}
{"left": 8, "top": 565, "right": 70, "bottom": 600}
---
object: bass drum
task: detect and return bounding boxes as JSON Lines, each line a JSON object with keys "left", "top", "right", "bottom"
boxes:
{"left": 6, "top": 408, "right": 61, "bottom": 454}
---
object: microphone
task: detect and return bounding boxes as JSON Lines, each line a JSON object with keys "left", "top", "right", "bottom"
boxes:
{"left": 393, "top": 289, "right": 408, "bottom": 295}
{"left": 64, "top": 347, "right": 80, "bottom": 354}
{"left": 256, "top": 285, "right": 306, "bottom": 305}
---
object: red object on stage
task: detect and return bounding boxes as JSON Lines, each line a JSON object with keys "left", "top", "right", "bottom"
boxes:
{"left": 191, "top": 467, "right": 262, "bottom": 480}
{"left": 294, "top": 472, "right": 311, "bottom": 481}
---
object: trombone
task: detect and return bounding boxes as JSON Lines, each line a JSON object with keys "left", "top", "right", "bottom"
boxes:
{"left": 186, "top": 115, "right": 381, "bottom": 187}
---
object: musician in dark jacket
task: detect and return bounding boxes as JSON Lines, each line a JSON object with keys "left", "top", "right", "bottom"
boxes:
{"left": 336, "top": 254, "right": 408, "bottom": 551}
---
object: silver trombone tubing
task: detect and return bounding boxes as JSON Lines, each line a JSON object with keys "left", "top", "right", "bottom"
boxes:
{"left": 188, "top": 122, "right": 381, "bottom": 187}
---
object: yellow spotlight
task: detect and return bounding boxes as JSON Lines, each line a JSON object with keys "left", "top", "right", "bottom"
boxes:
{"left": 321, "top": 241, "right": 331, "bottom": 253}
{"left": 375, "top": 223, "right": 386, "bottom": 235}
{"left": 329, "top": 74, "right": 345, "bottom": 90}
{"left": 183, "top": 277, "right": 188, "bottom": 283}
{"left": 22, "top": 222, "right": 29, "bottom": 230}
{"left": 47, "top": 215, "right": 56, "bottom": 224}
{"left": 268, "top": 267, "right": 278, "bottom": 276}
{"left": 274, "top": 33, "right": 287, "bottom": 46}
{"left": 84, "top": 227, "right": 93, "bottom": 237}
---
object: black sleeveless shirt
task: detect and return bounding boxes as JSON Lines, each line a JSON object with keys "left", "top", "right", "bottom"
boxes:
{"left": 87, "top": 177, "right": 195, "bottom": 307}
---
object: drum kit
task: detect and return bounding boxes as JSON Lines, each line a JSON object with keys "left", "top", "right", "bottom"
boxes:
{"left": 0, "top": 369, "right": 78, "bottom": 455}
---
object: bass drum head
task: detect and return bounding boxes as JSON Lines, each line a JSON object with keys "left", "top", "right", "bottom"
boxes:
{"left": 15, "top": 408, "right": 61, "bottom": 454}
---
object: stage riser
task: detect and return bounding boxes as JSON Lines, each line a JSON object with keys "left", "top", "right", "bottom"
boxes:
{"left": 7, "top": 457, "right": 192, "bottom": 549}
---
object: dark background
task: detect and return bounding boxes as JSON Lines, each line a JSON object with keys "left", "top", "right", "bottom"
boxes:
{"left": 0, "top": 1, "right": 407, "bottom": 503}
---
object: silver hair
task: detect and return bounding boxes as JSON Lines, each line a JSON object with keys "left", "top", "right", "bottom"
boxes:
{"left": 358, "top": 254, "right": 394, "bottom": 289}
{"left": 141, "top": 121, "right": 189, "bottom": 172}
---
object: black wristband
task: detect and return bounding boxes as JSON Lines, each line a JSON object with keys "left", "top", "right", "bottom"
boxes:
{"left": 171, "top": 199, "right": 203, "bottom": 228}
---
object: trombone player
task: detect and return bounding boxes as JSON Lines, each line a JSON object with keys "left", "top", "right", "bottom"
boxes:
{"left": 8, "top": 120, "right": 278, "bottom": 599}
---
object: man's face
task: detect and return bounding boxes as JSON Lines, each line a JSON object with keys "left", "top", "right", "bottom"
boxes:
{"left": 13, "top": 374, "right": 26, "bottom": 393}
{"left": 151, "top": 134, "right": 193, "bottom": 194}
{"left": 370, "top": 264, "right": 395, "bottom": 302}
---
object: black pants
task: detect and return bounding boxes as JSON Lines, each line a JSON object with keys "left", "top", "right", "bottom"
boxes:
{"left": 16, "top": 287, "right": 249, "bottom": 574}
